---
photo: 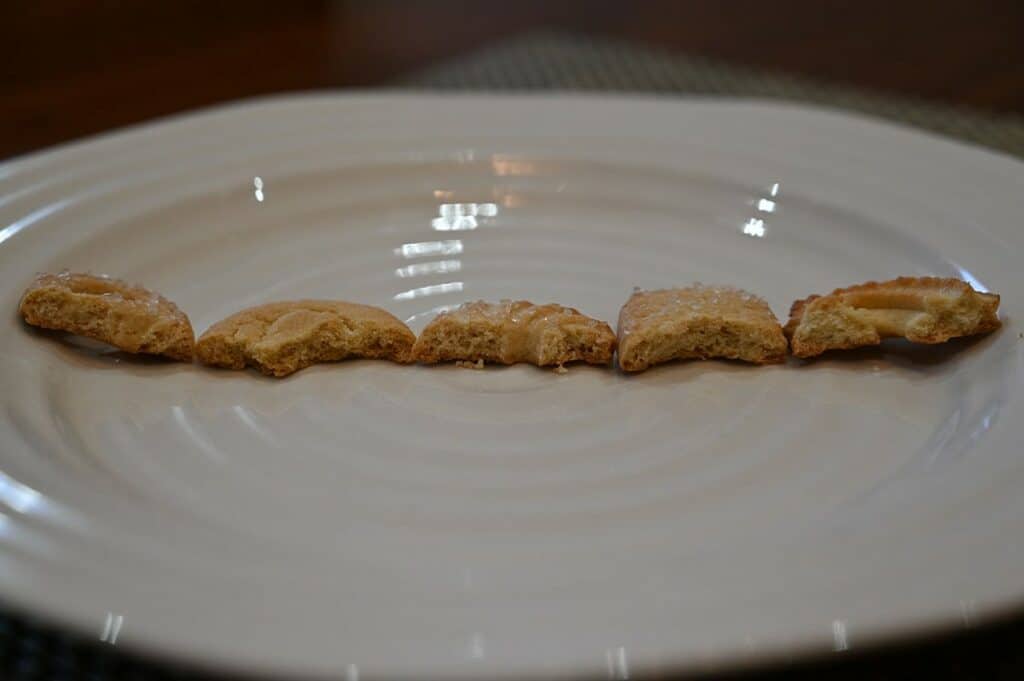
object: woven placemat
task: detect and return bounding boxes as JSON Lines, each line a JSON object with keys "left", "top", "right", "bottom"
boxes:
{"left": 399, "top": 31, "right": 1024, "bottom": 159}
{"left": 5, "top": 32, "right": 1024, "bottom": 681}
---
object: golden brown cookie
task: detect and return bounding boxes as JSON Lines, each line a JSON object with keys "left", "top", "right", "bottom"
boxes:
{"left": 19, "top": 271, "right": 194, "bottom": 361}
{"left": 196, "top": 300, "right": 415, "bottom": 377}
{"left": 784, "top": 276, "right": 1001, "bottom": 358}
{"left": 617, "top": 285, "right": 787, "bottom": 372}
{"left": 412, "top": 300, "right": 616, "bottom": 368}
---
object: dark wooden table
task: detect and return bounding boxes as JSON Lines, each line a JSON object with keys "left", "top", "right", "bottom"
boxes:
{"left": 3, "top": 2, "right": 1024, "bottom": 679}
{"left": 4, "top": 0, "right": 1024, "bottom": 161}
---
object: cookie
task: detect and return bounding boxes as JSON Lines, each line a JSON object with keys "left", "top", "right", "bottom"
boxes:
{"left": 785, "top": 276, "right": 1001, "bottom": 358}
{"left": 19, "top": 270, "right": 194, "bottom": 361}
{"left": 412, "top": 300, "right": 616, "bottom": 368}
{"left": 617, "top": 285, "right": 787, "bottom": 372}
{"left": 196, "top": 300, "right": 415, "bottom": 377}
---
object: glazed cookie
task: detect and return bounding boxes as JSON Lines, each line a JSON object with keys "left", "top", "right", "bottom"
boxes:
{"left": 412, "top": 300, "right": 616, "bottom": 368}
{"left": 19, "top": 271, "right": 194, "bottom": 361}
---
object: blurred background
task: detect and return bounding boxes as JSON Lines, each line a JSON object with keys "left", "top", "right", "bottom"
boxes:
{"left": 5, "top": 0, "right": 1024, "bottom": 160}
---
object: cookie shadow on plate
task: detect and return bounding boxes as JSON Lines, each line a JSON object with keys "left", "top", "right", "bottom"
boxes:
{"left": 24, "top": 326, "right": 193, "bottom": 374}
{"left": 617, "top": 356, "right": 786, "bottom": 382}
{"left": 193, "top": 356, "right": 422, "bottom": 380}
{"left": 787, "top": 325, "right": 1007, "bottom": 373}
{"left": 423, "top": 361, "right": 602, "bottom": 374}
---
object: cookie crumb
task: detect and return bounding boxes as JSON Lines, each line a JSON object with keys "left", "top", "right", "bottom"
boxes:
{"left": 554, "top": 364, "right": 568, "bottom": 374}
{"left": 456, "top": 359, "right": 485, "bottom": 370}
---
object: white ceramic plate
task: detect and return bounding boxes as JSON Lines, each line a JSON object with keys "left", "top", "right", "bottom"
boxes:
{"left": 0, "top": 94, "right": 1022, "bottom": 680}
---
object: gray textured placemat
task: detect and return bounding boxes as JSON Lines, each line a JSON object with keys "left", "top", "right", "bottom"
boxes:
{"left": 400, "top": 31, "right": 1024, "bottom": 159}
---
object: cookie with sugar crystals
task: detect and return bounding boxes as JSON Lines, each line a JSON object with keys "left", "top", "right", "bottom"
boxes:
{"left": 617, "top": 284, "right": 787, "bottom": 372}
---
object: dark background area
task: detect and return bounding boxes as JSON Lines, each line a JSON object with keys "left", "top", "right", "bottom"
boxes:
{"left": 4, "top": 0, "right": 1024, "bottom": 160}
